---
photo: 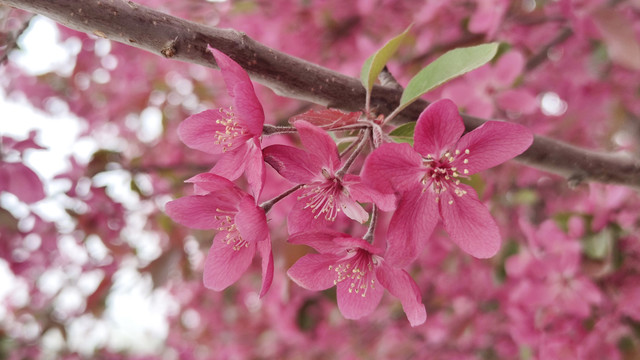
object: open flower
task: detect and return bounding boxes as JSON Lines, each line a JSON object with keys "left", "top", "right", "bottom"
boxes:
{"left": 165, "top": 173, "right": 273, "bottom": 296}
{"left": 263, "top": 120, "right": 394, "bottom": 234}
{"left": 178, "top": 46, "right": 265, "bottom": 198}
{"left": 362, "top": 99, "right": 533, "bottom": 266}
{"left": 287, "top": 230, "right": 426, "bottom": 327}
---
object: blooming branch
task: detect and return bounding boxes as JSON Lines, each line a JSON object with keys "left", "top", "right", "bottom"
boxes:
{"left": 3, "top": 0, "right": 640, "bottom": 189}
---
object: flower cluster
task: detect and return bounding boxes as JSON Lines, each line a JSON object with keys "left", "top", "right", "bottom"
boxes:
{"left": 166, "top": 48, "right": 533, "bottom": 326}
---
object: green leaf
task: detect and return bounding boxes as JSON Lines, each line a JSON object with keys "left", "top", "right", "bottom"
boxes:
{"left": 582, "top": 227, "right": 614, "bottom": 260}
{"left": 360, "top": 25, "right": 412, "bottom": 94}
{"left": 389, "top": 121, "right": 416, "bottom": 145}
{"left": 398, "top": 42, "right": 499, "bottom": 112}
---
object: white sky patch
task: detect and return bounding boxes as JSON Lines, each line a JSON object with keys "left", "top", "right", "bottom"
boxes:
{"left": 138, "top": 106, "right": 164, "bottom": 143}
{"left": 10, "top": 16, "right": 81, "bottom": 76}
{"left": 103, "top": 268, "right": 177, "bottom": 354}
{"left": 0, "top": 93, "right": 84, "bottom": 181}
{"left": 540, "top": 91, "right": 568, "bottom": 116}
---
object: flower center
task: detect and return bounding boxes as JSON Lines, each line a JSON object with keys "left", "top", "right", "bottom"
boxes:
{"left": 214, "top": 107, "right": 246, "bottom": 152}
{"left": 298, "top": 173, "right": 345, "bottom": 221}
{"left": 422, "top": 149, "right": 471, "bottom": 204}
{"left": 328, "top": 249, "right": 378, "bottom": 298}
{"left": 214, "top": 208, "right": 248, "bottom": 250}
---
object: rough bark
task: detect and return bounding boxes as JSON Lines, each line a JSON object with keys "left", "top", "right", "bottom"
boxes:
{"left": 2, "top": 0, "right": 640, "bottom": 189}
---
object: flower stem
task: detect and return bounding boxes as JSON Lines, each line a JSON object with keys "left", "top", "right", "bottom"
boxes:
{"left": 339, "top": 132, "right": 363, "bottom": 158}
{"left": 260, "top": 184, "right": 303, "bottom": 213}
{"left": 363, "top": 205, "right": 378, "bottom": 244}
{"left": 335, "top": 128, "right": 371, "bottom": 179}
{"left": 382, "top": 106, "right": 402, "bottom": 126}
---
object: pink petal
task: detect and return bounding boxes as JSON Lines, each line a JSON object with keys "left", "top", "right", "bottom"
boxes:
{"left": 288, "top": 230, "right": 349, "bottom": 254}
{"left": 186, "top": 173, "right": 244, "bottom": 200}
{"left": 493, "top": 51, "right": 525, "bottom": 87}
{"left": 165, "top": 194, "right": 230, "bottom": 229}
{"left": 287, "top": 253, "right": 342, "bottom": 291}
{"left": 295, "top": 121, "right": 341, "bottom": 172}
{"left": 414, "top": 99, "right": 465, "bottom": 158}
{"left": 337, "top": 191, "right": 369, "bottom": 224}
{"left": 203, "top": 232, "right": 256, "bottom": 291}
{"left": 211, "top": 142, "right": 251, "bottom": 181}
{"left": 2, "top": 162, "right": 45, "bottom": 204}
{"left": 441, "top": 82, "right": 475, "bottom": 110}
{"left": 452, "top": 121, "right": 533, "bottom": 174}
{"left": 244, "top": 138, "right": 266, "bottom": 199}
{"left": 336, "top": 271, "right": 384, "bottom": 320}
{"left": 263, "top": 144, "right": 322, "bottom": 184}
{"left": 377, "top": 264, "right": 427, "bottom": 327}
{"left": 235, "top": 196, "right": 268, "bottom": 244}
{"left": 361, "top": 143, "right": 423, "bottom": 194}
{"left": 464, "top": 95, "right": 495, "bottom": 119}
{"left": 333, "top": 237, "right": 383, "bottom": 256}
{"left": 439, "top": 184, "right": 500, "bottom": 258}
{"left": 496, "top": 89, "right": 538, "bottom": 114}
{"left": 386, "top": 186, "right": 439, "bottom": 267}
{"left": 11, "top": 130, "right": 46, "bottom": 152}
{"left": 178, "top": 109, "right": 250, "bottom": 154}
{"left": 209, "top": 47, "right": 264, "bottom": 136}
{"left": 287, "top": 195, "right": 333, "bottom": 234}
{"left": 343, "top": 174, "right": 396, "bottom": 212}
{"left": 468, "top": 2, "right": 507, "bottom": 38}
{"left": 257, "top": 236, "right": 274, "bottom": 297}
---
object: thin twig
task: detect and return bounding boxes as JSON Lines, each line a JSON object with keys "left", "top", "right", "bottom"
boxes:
{"left": 525, "top": 27, "right": 573, "bottom": 71}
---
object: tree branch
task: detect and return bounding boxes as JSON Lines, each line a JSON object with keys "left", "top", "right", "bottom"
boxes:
{"left": 2, "top": 0, "right": 640, "bottom": 189}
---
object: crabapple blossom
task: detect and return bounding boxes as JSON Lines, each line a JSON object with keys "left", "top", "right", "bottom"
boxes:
{"left": 287, "top": 230, "right": 426, "bottom": 326}
{"left": 263, "top": 120, "right": 394, "bottom": 234}
{"left": 165, "top": 173, "right": 273, "bottom": 296}
{"left": 178, "top": 46, "right": 266, "bottom": 198}
{"left": 363, "top": 99, "right": 533, "bottom": 265}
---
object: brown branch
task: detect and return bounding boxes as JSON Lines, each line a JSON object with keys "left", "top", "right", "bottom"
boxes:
{"left": 2, "top": 0, "right": 640, "bottom": 189}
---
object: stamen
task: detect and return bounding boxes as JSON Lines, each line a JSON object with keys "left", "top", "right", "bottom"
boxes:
{"left": 214, "top": 107, "right": 246, "bottom": 152}
{"left": 298, "top": 180, "right": 342, "bottom": 221}
{"left": 330, "top": 250, "right": 377, "bottom": 297}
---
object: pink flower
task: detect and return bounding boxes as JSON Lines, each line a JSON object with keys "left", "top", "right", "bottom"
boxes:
{"left": 165, "top": 173, "right": 273, "bottom": 296}
{"left": 263, "top": 120, "right": 394, "bottom": 234}
{"left": 286, "top": 230, "right": 427, "bottom": 326}
{"left": 178, "top": 46, "right": 265, "bottom": 198}
{"left": 362, "top": 99, "right": 533, "bottom": 266}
